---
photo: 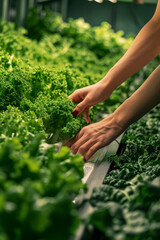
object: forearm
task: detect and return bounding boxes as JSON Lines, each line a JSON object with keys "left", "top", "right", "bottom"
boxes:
{"left": 100, "top": 17, "right": 160, "bottom": 93}
{"left": 113, "top": 65, "right": 160, "bottom": 129}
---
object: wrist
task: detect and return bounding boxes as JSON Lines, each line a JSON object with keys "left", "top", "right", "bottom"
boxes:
{"left": 98, "top": 75, "right": 115, "bottom": 98}
{"left": 112, "top": 99, "right": 132, "bottom": 130}
{"left": 99, "top": 67, "right": 121, "bottom": 94}
{"left": 101, "top": 112, "right": 127, "bottom": 133}
{"left": 94, "top": 80, "right": 112, "bottom": 100}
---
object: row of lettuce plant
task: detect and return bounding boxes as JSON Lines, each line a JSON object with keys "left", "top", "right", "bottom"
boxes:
{"left": 0, "top": 10, "right": 159, "bottom": 239}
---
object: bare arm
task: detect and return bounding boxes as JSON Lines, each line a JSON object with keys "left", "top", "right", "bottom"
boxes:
{"left": 70, "top": 0, "right": 160, "bottom": 122}
{"left": 100, "top": 0, "right": 160, "bottom": 93}
{"left": 66, "top": 65, "right": 160, "bottom": 161}
{"left": 113, "top": 64, "right": 160, "bottom": 129}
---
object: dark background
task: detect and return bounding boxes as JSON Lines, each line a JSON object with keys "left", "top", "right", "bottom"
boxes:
{"left": 0, "top": 0, "right": 157, "bottom": 35}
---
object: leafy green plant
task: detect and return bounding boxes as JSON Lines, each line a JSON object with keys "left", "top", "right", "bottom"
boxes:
{"left": 0, "top": 10, "right": 159, "bottom": 240}
{"left": 87, "top": 106, "right": 160, "bottom": 240}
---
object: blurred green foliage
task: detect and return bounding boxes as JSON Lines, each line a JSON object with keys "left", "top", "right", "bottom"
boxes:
{"left": 0, "top": 8, "right": 159, "bottom": 240}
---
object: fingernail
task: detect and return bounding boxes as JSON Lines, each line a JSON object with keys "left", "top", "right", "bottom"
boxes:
{"left": 72, "top": 110, "right": 79, "bottom": 117}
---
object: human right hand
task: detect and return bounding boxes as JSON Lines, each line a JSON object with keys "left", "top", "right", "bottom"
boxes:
{"left": 65, "top": 114, "right": 124, "bottom": 162}
{"left": 69, "top": 82, "right": 112, "bottom": 124}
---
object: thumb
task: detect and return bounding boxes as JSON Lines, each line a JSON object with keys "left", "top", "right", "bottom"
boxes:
{"left": 72, "top": 98, "right": 89, "bottom": 117}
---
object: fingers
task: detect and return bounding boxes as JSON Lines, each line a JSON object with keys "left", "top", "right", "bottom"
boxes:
{"left": 69, "top": 91, "right": 82, "bottom": 103}
{"left": 71, "top": 136, "right": 96, "bottom": 155}
{"left": 69, "top": 90, "right": 91, "bottom": 122}
{"left": 83, "top": 107, "right": 90, "bottom": 124}
{"left": 65, "top": 130, "right": 84, "bottom": 148}
{"left": 84, "top": 142, "right": 102, "bottom": 162}
{"left": 73, "top": 98, "right": 90, "bottom": 117}
{"left": 64, "top": 136, "right": 76, "bottom": 148}
{"left": 65, "top": 116, "right": 124, "bottom": 162}
{"left": 66, "top": 125, "right": 105, "bottom": 162}
{"left": 71, "top": 138, "right": 103, "bottom": 162}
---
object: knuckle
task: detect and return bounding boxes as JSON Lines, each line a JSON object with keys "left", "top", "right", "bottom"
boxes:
{"left": 74, "top": 89, "right": 79, "bottom": 94}
{"left": 82, "top": 126, "right": 88, "bottom": 133}
{"left": 85, "top": 150, "right": 92, "bottom": 160}
{"left": 99, "top": 136, "right": 105, "bottom": 143}
{"left": 89, "top": 146, "right": 95, "bottom": 152}
{"left": 81, "top": 126, "right": 93, "bottom": 137}
{"left": 84, "top": 153, "right": 90, "bottom": 162}
{"left": 86, "top": 96, "right": 91, "bottom": 102}
{"left": 84, "top": 127, "right": 92, "bottom": 134}
{"left": 79, "top": 146, "right": 85, "bottom": 153}
{"left": 76, "top": 107, "right": 81, "bottom": 113}
{"left": 88, "top": 130, "right": 94, "bottom": 136}
{"left": 71, "top": 144, "right": 78, "bottom": 153}
{"left": 73, "top": 146, "right": 78, "bottom": 152}
{"left": 80, "top": 128, "right": 85, "bottom": 135}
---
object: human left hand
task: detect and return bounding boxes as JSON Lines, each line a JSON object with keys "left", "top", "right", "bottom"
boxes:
{"left": 65, "top": 115, "right": 124, "bottom": 162}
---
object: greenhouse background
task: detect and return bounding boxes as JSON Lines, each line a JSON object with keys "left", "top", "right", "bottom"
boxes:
{"left": 0, "top": 0, "right": 160, "bottom": 240}
{"left": 0, "top": 0, "right": 157, "bottom": 33}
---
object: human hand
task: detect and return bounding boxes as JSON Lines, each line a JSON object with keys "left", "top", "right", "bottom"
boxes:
{"left": 69, "top": 82, "right": 111, "bottom": 124}
{"left": 65, "top": 114, "right": 124, "bottom": 162}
